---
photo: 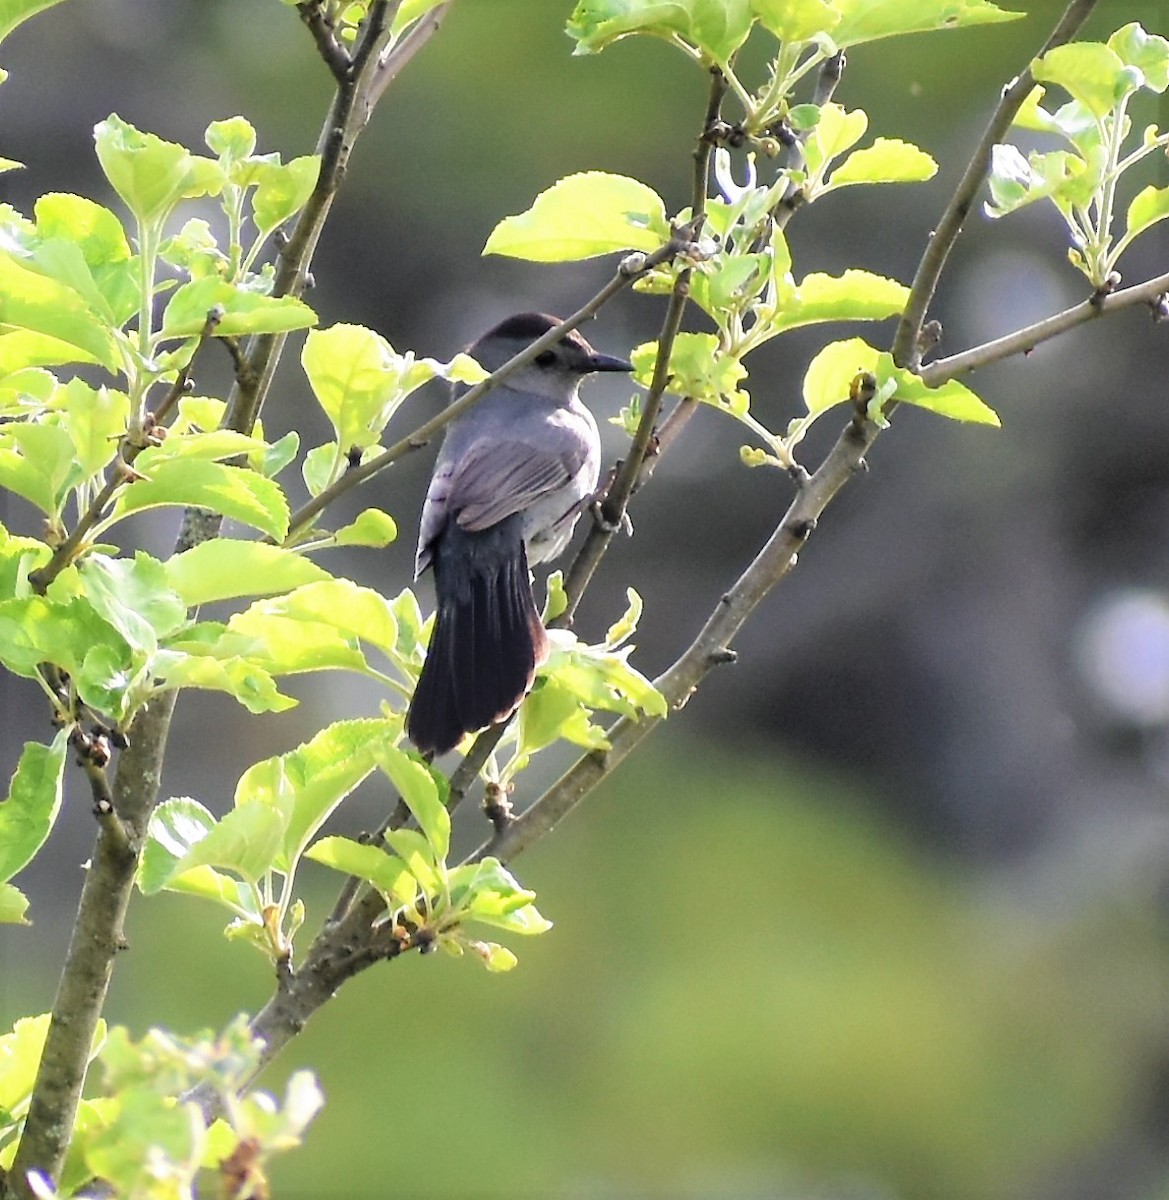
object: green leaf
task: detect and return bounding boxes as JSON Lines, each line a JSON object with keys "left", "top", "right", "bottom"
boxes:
{"left": 154, "top": 652, "right": 296, "bottom": 714}
{"left": 801, "top": 336, "right": 880, "bottom": 415}
{"left": 93, "top": 114, "right": 214, "bottom": 225}
{"left": 76, "top": 552, "right": 187, "bottom": 655}
{"left": 235, "top": 573, "right": 400, "bottom": 652}
{"left": 56, "top": 379, "right": 130, "bottom": 478}
{"left": 769, "top": 270, "right": 909, "bottom": 336}
{"left": 0, "top": 882, "right": 28, "bottom": 924}
{"left": 0, "top": 1014, "right": 51, "bottom": 1111}
{"left": 1011, "top": 86, "right": 1062, "bottom": 134}
{"left": 472, "top": 942, "right": 519, "bottom": 972}
{"left": 0, "top": 250, "right": 119, "bottom": 370}
{"left": 109, "top": 457, "right": 290, "bottom": 541}
{"left": 519, "top": 678, "right": 599, "bottom": 755}
{"left": 804, "top": 104, "right": 869, "bottom": 182}
{"left": 172, "top": 801, "right": 287, "bottom": 884}
{"left": 0, "top": 365, "right": 56, "bottom": 416}
{"left": 252, "top": 428, "right": 300, "bottom": 478}
{"left": 391, "top": 0, "right": 446, "bottom": 33}
{"left": 484, "top": 172, "right": 671, "bottom": 262}
{"left": 301, "top": 441, "right": 337, "bottom": 497}
{"left": 139, "top": 796, "right": 216, "bottom": 894}
{"left": 161, "top": 277, "right": 316, "bottom": 338}
{"left": 891, "top": 366, "right": 999, "bottom": 425}
{"left": 383, "top": 827, "right": 440, "bottom": 893}
{"left": 631, "top": 332, "right": 747, "bottom": 408}
{"left": 0, "top": 0, "right": 71, "bottom": 42}
{"left": 34, "top": 192, "right": 131, "bottom": 267}
{"left": 251, "top": 156, "right": 320, "bottom": 236}
{"left": 84, "top": 1085, "right": 203, "bottom": 1191}
{"left": 605, "top": 587, "right": 644, "bottom": 649}
{"left": 376, "top": 744, "right": 449, "bottom": 862}
{"left": 1108, "top": 22, "right": 1169, "bottom": 93}
{"left": 750, "top": 0, "right": 837, "bottom": 42}
{"left": 826, "top": 138, "right": 938, "bottom": 188}
{"left": 802, "top": 338, "right": 1000, "bottom": 426}
{"left": 566, "top": 0, "right": 753, "bottom": 65}
{"left": 1124, "top": 185, "right": 1169, "bottom": 242}
{"left": 139, "top": 796, "right": 260, "bottom": 918}
{"left": 301, "top": 323, "right": 402, "bottom": 450}
{"left": 158, "top": 217, "right": 224, "bottom": 277}
{"left": 1033, "top": 42, "right": 1131, "bottom": 119}
{"left": 205, "top": 116, "right": 257, "bottom": 163}
{"left": 984, "top": 144, "right": 1085, "bottom": 220}
{"left": 0, "top": 421, "right": 79, "bottom": 516}
{"left": 828, "top": 0, "right": 1021, "bottom": 48}
{"left": 304, "top": 835, "right": 418, "bottom": 909}
{"left": 0, "top": 594, "right": 109, "bottom": 677}
{"left": 165, "top": 539, "right": 332, "bottom": 606}
{"left": 135, "top": 428, "right": 269, "bottom": 465}
{"left": 332, "top": 507, "right": 398, "bottom": 547}
{"left": 236, "top": 718, "right": 397, "bottom": 871}
{"left": 0, "top": 729, "right": 69, "bottom": 885}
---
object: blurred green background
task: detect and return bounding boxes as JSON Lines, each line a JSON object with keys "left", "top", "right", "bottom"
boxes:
{"left": 2, "top": 2, "right": 1168, "bottom": 1198}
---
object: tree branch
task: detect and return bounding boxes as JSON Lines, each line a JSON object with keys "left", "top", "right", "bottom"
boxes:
{"left": 922, "top": 268, "right": 1169, "bottom": 385}
{"left": 8, "top": 692, "right": 178, "bottom": 1199}
{"left": 296, "top": 0, "right": 352, "bottom": 80}
{"left": 890, "top": 0, "right": 1101, "bottom": 370}
{"left": 5, "top": 4, "right": 436, "bottom": 1193}
{"left": 555, "top": 68, "right": 727, "bottom": 626}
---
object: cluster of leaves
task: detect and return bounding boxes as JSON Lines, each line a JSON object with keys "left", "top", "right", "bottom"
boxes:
{"left": 0, "top": 120, "right": 663, "bottom": 946}
{"left": 491, "top": 1, "right": 1019, "bottom": 470}
{"left": 986, "top": 22, "right": 1169, "bottom": 285}
{"left": 0, "top": 1015, "right": 320, "bottom": 1198}
{"left": 0, "top": 1, "right": 668, "bottom": 1188}
{"left": 491, "top": 5, "right": 1168, "bottom": 469}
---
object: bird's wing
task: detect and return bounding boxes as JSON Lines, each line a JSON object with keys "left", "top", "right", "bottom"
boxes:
{"left": 415, "top": 436, "right": 589, "bottom": 575}
{"left": 451, "top": 437, "right": 585, "bottom": 530}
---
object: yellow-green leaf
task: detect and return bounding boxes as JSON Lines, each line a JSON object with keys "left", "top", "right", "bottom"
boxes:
{"left": 485, "top": 172, "right": 670, "bottom": 262}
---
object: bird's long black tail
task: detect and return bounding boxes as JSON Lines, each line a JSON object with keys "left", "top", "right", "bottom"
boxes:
{"left": 407, "top": 514, "right": 548, "bottom": 756}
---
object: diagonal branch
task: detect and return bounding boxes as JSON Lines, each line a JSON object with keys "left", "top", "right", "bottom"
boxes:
{"left": 556, "top": 66, "right": 727, "bottom": 626}
{"left": 891, "top": 0, "right": 1101, "bottom": 370}
{"left": 183, "top": 0, "right": 1127, "bottom": 1133}
{"left": 922, "top": 268, "right": 1169, "bottom": 385}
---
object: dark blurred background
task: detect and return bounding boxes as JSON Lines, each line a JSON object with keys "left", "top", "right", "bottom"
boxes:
{"left": 1, "top": 2, "right": 1167, "bottom": 1198}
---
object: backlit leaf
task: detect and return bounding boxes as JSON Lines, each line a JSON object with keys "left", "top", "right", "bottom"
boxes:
{"left": 485, "top": 172, "right": 670, "bottom": 262}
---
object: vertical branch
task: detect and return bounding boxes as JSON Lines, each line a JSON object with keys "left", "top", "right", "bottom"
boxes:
{"left": 7, "top": 694, "right": 178, "bottom": 1200}
{"left": 3, "top": 5, "right": 446, "bottom": 1196}
{"left": 557, "top": 66, "right": 728, "bottom": 624}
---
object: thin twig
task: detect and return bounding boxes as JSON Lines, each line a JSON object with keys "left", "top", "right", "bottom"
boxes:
{"left": 891, "top": 0, "right": 1101, "bottom": 369}
{"left": 297, "top": 0, "right": 351, "bottom": 80}
{"left": 222, "top": 0, "right": 403, "bottom": 439}
{"left": 152, "top": 306, "right": 223, "bottom": 426}
{"left": 368, "top": 1, "right": 452, "bottom": 108}
{"left": 922, "top": 268, "right": 1169, "bottom": 385}
{"left": 555, "top": 69, "right": 728, "bottom": 626}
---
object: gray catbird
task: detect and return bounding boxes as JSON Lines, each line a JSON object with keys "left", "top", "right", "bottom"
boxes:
{"left": 406, "top": 312, "right": 633, "bottom": 755}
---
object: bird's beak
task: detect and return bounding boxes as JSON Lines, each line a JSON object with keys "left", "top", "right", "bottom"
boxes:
{"left": 587, "top": 352, "right": 634, "bottom": 374}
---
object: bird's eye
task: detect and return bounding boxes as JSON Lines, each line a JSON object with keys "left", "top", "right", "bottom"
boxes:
{"left": 534, "top": 350, "right": 557, "bottom": 367}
